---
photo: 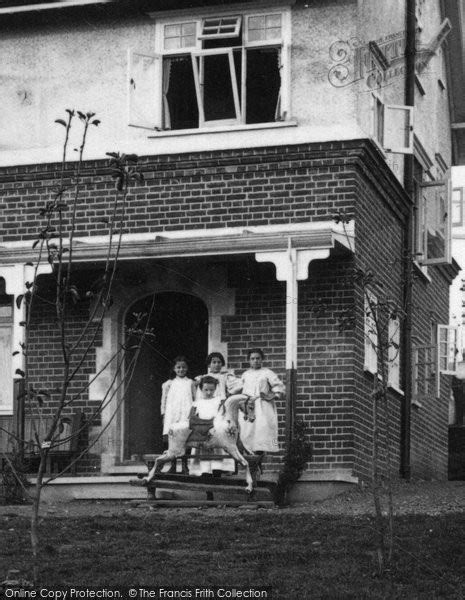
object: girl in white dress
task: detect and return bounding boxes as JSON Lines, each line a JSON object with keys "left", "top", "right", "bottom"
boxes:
{"left": 161, "top": 356, "right": 195, "bottom": 436}
{"left": 191, "top": 353, "right": 240, "bottom": 474}
{"left": 238, "top": 348, "right": 285, "bottom": 454}
{"left": 194, "top": 352, "right": 242, "bottom": 400}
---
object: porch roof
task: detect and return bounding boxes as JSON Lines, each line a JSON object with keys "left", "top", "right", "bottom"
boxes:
{"left": 0, "top": 220, "right": 355, "bottom": 265}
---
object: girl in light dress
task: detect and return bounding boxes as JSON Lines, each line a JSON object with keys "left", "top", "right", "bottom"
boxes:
{"left": 190, "top": 352, "right": 241, "bottom": 475}
{"left": 194, "top": 352, "right": 243, "bottom": 401}
{"left": 160, "top": 355, "right": 196, "bottom": 473}
{"left": 161, "top": 355, "right": 196, "bottom": 436}
{"left": 238, "top": 348, "right": 285, "bottom": 454}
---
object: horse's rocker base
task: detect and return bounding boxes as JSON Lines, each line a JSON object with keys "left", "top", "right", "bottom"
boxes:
{"left": 130, "top": 454, "right": 277, "bottom": 505}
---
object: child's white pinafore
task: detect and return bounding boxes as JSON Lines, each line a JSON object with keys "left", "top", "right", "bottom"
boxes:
{"left": 238, "top": 367, "right": 285, "bottom": 453}
{"left": 162, "top": 377, "right": 194, "bottom": 435}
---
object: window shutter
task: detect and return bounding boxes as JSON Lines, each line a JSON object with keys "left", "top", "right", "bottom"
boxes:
{"left": 388, "top": 317, "right": 401, "bottom": 390}
{"left": 383, "top": 104, "right": 413, "bottom": 153}
{"left": 128, "top": 50, "right": 162, "bottom": 130}
{"left": 418, "top": 179, "right": 451, "bottom": 265}
{"left": 364, "top": 291, "right": 378, "bottom": 374}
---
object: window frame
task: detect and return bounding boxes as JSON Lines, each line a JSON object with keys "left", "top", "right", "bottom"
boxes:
{"left": 437, "top": 324, "right": 458, "bottom": 377}
{"left": 412, "top": 343, "right": 437, "bottom": 400}
{"left": 145, "top": 7, "right": 291, "bottom": 132}
{"left": 452, "top": 186, "right": 464, "bottom": 227}
{"left": 191, "top": 48, "right": 242, "bottom": 128}
{"left": 199, "top": 15, "right": 242, "bottom": 39}
{"left": 416, "top": 178, "right": 452, "bottom": 266}
{"left": 371, "top": 93, "right": 414, "bottom": 154}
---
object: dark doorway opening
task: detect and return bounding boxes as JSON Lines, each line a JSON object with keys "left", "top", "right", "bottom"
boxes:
{"left": 124, "top": 292, "right": 208, "bottom": 459}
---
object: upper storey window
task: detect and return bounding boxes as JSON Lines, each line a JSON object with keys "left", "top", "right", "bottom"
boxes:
{"left": 128, "top": 9, "right": 290, "bottom": 132}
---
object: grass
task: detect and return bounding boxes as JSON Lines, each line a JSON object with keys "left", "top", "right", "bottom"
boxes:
{"left": 1, "top": 509, "right": 465, "bottom": 599}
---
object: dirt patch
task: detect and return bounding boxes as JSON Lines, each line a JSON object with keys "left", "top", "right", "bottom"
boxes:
{"left": 2, "top": 479, "right": 465, "bottom": 517}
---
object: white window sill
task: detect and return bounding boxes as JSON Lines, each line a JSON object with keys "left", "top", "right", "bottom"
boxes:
{"left": 411, "top": 398, "right": 423, "bottom": 408}
{"left": 388, "top": 383, "right": 405, "bottom": 397}
{"left": 147, "top": 119, "right": 298, "bottom": 139}
{"left": 363, "top": 367, "right": 378, "bottom": 378}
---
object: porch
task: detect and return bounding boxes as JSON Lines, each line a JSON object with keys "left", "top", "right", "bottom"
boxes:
{"left": 0, "top": 220, "right": 356, "bottom": 501}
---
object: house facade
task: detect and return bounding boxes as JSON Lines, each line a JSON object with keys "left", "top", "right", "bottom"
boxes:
{"left": 0, "top": 0, "right": 463, "bottom": 496}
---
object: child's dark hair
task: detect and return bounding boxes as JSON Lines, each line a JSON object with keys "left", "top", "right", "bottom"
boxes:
{"left": 247, "top": 348, "right": 265, "bottom": 360}
{"left": 199, "top": 375, "right": 219, "bottom": 389}
{"left": 172, "top": 355, "right": 188, "bottom": 369}
{"left": 206, "top": 352, "right": 225, "bottom": 368}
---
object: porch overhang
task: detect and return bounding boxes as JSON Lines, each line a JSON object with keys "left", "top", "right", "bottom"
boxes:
{"left": 0, "top": 220, "right": 355, "bottom": 265}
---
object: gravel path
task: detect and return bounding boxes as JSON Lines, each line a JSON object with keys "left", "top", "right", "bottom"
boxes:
{"left": 1, "top": 480, "right": 465, "bottom": 517}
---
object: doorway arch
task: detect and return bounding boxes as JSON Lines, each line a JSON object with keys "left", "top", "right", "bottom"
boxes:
{"left": 123, "top": 292, "right": 208, "bottom": 458}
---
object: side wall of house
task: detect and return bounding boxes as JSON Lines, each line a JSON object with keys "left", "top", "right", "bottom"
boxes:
{"left": 410, "top": 267, "right": 452, "bottom": 478}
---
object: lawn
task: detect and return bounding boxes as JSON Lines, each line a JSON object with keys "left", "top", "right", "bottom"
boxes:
{"left": 1, "top": 509, "right": 465, "bottom": 599}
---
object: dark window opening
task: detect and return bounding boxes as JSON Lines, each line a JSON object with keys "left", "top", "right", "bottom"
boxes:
{"left": 200, "top": 53, "right": 238, "bottom": 122}
{"left": 164, "top": 56, "right": 198, "bottom": 130}
{"left": 246, "top": 47, "right": 281, "bottom": 124}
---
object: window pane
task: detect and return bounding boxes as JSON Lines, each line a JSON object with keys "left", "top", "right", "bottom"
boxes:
{"left": 164, "top": 22, "right": 196, "bottom": 49}
{"left": 165, "top": 24, "right": 181, "bottom": 38}
{"left": 246, "top": 48, "right": 281, "bottom": 124}
{"left": 164, "top": 37, "right": 181, "bottom": 50}
{"left": 201, "top": 16, "right": 241, "bottom": 37}
{"left": 384, "top": 106, "right": 410, "bottom": 150}
{"left": 247, "top": 14, "right": 282, "bottom": 42}
{"left": 165, "top": 57, "right": 198, "bottom": 130}
{"left": 424, "top": 187, "right": 447, "bottom": 260}
{"left": 201, "top": 54, "right": 237, "bottom": 121}
{"left": 452, "top": 188, "right": 463, "bottom": 226}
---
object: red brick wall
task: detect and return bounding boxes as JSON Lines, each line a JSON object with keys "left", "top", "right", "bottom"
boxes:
{"left": 3, "top": 140, "right": 454, "bottom": 480}
{"left": 409, "top": 265, "right": 452, "bottom": 478}
{"left": 0, "top": 142, "right": 360, "bottom": 242}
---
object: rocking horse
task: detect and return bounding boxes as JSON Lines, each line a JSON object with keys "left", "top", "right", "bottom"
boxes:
{"left": 141, "top": 393, "right": 257, "bottom": 494}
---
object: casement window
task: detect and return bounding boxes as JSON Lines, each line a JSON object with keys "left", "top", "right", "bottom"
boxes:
{"left": 364, "top": 291, "right": 378, "bottom": 374}
{"left": 452, "top": 187, "right": 464, "bottom": 227}
{"left": 372, "top": 94, "right": 414, "bottom": 154}
{"left": 412, "top": 324, "right": 457, "bottom": 400}
{"left": 129, "top": 9, "right": 290, "bottom": 131}
{"left": 437, "top": 325, "right": 458, "bottom": 376}
{"left": 388, "top": 316, "right": 401, "bottom": 390}
{"left": 0, "top": 296, "right": 13, "bottom": 415}
{"left": 416, "top": 179, "right": 452, "bottom": 265}
{"left": 412, "top": 344, "right": 436, "bottom": 400}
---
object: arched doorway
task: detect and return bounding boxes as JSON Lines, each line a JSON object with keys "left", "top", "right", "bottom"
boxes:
{"left": 123, "top": 292, "right": 208, "bottom": 459}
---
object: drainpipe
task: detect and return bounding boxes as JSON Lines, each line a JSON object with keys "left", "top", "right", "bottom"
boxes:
{"left": 400, "top": 0, "right": 416, "bottom": 479}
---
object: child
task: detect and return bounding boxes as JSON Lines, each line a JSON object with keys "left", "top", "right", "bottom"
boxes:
{"left": 194, "top": 352, "right": 242, "bottom": 400}
{"left": 189, "top": 375, "right": 234, "bottom": 475}
{"left": 161, "top": 356, "right": 196, "bottom": 436}
{"left": 238, "top": 348, "right": 285, "bottom": 454}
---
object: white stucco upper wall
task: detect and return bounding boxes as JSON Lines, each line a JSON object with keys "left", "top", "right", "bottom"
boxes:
{"left": 0, "top": 0, "right": 455, "bottom": 169}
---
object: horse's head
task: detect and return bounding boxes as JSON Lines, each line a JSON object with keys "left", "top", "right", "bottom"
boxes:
{"left": 241, "top": 397, "right": 256, "bottom": 422}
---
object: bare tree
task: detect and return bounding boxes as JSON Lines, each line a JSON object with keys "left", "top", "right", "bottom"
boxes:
{"left": 1, "top": 110, "right": 149, "bottom": 583}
